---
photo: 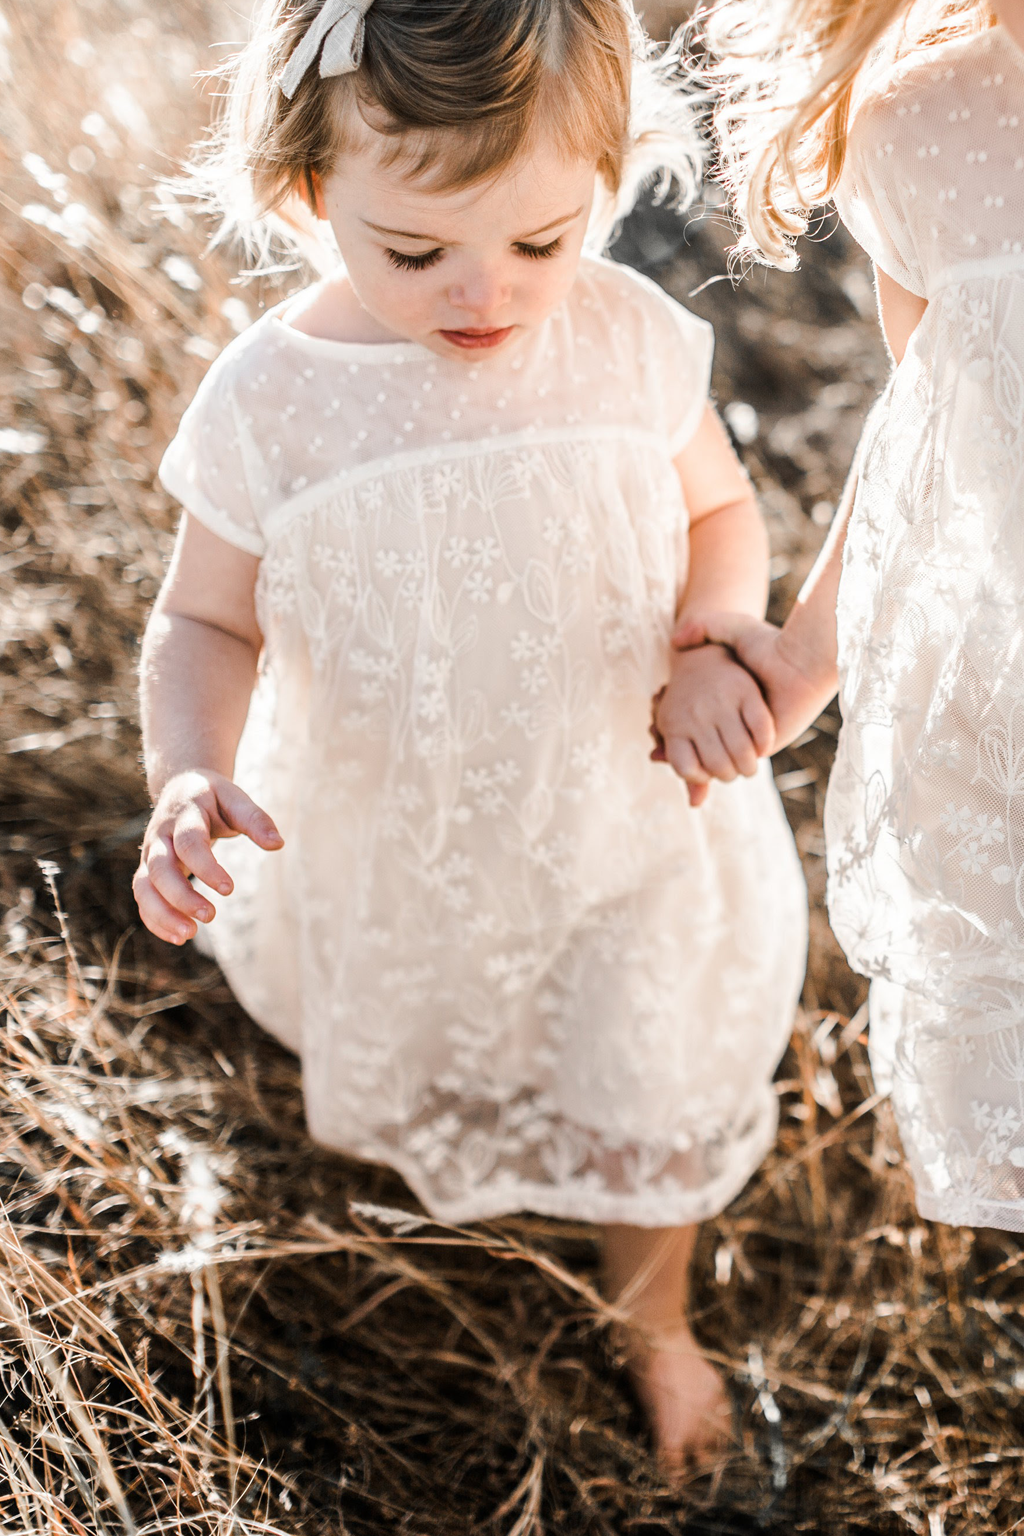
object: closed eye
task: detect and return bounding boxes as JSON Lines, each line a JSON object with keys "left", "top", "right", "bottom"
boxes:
{"left": 385, "top": 247, "right": 444, "bottom": 271}
{"left": 513, "top": 237, "right": 564, "bottom": 260}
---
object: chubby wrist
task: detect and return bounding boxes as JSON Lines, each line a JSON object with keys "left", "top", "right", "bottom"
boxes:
{"left": 147, "top": 761, "right": 228, "bottom": 806}
{"left": 776, "top": 623, "right": 838, "bottom": 695}
{"left": 669, "top": 632, "right": 733, "bottom": 663}
{"left": 674, "top": 601, "right": 764, "bottom": 630}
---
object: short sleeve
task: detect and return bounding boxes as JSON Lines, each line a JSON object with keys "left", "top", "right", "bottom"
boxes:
{"left": 663, "top": 300, "right": 714, "bottom": 456}
{"left": 834, "top": 97, "right": 927, "bottom": 299}
{"left": 625, "top": 270, "right": 715, "bottom": 455}
{"left": 158, "top": 352, "right": 267, "bottom": 556}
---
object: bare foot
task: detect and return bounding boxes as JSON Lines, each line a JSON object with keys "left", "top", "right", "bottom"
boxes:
{"left": 625, "top": 1325, "right": 732, "bottom": 1474}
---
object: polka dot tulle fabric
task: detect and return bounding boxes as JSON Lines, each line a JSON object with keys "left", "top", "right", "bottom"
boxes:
{"left": 160, "top": 256, "right": 807, "bottom": 1225}
{"left": 830, "top": 26, "right": 1024, "bottom": 1228}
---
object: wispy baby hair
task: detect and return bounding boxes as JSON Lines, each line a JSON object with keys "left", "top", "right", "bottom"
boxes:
{"left": 706, "top": 0, "right": 994, "bottom": 268}
{"left": 184, "top": 0, "right": 704, "bottom": 269}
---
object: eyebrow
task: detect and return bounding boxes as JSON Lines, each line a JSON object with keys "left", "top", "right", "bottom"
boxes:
{"left": 361, "top": 206, "right": 585, "bottom": 244}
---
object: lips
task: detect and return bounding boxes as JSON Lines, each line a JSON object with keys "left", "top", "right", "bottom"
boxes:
{"left": 439, "top": 326, "right": 514, "bottom": 350}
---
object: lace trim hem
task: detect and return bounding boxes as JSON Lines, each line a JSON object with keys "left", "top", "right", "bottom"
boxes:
{"left": 916, "top": 1188, "right": 1024, "bottom": 1234}
{"left": 343, "top": 1100, "right": 781, "bottom": 1229}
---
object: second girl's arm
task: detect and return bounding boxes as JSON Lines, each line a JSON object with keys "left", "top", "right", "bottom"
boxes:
{"left": 134, "top": 515, "right": 282, "bottom": 945}
{"left": 778, "top": 265, "right": 927, "bottom": 685}
{"left": 673, "top": 266, "right": 928, "bottom": 750}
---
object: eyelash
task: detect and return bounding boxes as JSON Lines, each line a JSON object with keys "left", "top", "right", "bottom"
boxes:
{"left": 383, "top": 236, "right": 564, "bottom": 272}
{"left": 514, "top": 237, "right": 564, "bottom": 260}
{"left": 385, "top": 247, "right": 444, "bottom": 271}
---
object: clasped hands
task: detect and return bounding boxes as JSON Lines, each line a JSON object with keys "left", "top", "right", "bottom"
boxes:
{"left": 652, "top": 612, "right": 830, "bottom": 808}
{"left": 135, "top": 611, "right": 828, "bottom": 947}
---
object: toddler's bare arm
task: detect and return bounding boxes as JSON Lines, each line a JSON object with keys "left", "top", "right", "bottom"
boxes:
{"left": 134, "top": 515, "right": 282, "bottom": 945}
{"left": 655, "top": 406, "right": 774, "bottom": 804}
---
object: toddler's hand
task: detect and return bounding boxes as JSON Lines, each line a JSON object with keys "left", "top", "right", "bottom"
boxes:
{"left": 133, "top": 770, "right": 283, "bottom": 946}
{"left": 672, "top": 612, "right": 833, "bottom": 752}
{"left": 652, "top": 643, "right": 775, "bottom": 808}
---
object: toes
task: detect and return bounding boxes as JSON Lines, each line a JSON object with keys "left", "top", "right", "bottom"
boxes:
{"left": 659, "top": 1414, "right": 731, "bottom": 1476}
{"left": 627, "top": 1344, "right": 733, "bottom": 1475}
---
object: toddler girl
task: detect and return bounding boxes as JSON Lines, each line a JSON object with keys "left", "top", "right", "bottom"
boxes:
{"left": 667, "top": 0, "right": 1024, "bottom": 1229}
{"left": 134, "top": 0, "right": 807, "bottom": 1464}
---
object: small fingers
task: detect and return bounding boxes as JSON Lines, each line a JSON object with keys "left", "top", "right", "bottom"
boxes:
{"left": 740, "top": 689, "right": 776, "bottom": 758}
{"left": 664, "top": 736, "right": 710, "bottom": 789}
{"left": 649, "top": 688, "right": 667, "bottom": 761}
{"left": 716, "top": 716, "right": 760, "bottom": 779}
{"left": 672, "top": 619, "right": 709, "bottom": 652}
{"left": 216, "top": 780, "right": 284, "bottom": 850}
{"left": 690, "top": 730, "right": 737, "bottom": 783}
{"left": 672, "top": 612, "right": 744, "bottom": 652}
{"left": 172, "top": 808, "right": 233, "bottom": 896}
{"left": 133, "top": 870, "right": 198, "bottom": 946}
{"left": 143, "top": 835, "right": 217, "bottom": 924}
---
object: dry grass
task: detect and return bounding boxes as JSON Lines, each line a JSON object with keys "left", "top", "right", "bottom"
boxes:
{"left": 4, "top": 4, "right": 1024, "bottom": 1532}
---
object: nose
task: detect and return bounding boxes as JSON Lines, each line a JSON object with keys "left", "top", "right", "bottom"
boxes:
{"left": 447, "top": 262, "right": 510, "bottom": 318}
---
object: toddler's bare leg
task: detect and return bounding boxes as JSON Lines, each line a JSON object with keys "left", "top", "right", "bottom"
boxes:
{"left": 601, "top": 1223, "right": 731, "bottom": 1472}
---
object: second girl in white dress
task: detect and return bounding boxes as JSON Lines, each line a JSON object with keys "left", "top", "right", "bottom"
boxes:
{"left": 677, "top": 0, "right": 1024, "bottom": 1232}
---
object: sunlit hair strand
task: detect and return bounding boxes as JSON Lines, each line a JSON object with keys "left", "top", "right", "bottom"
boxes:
{"left": 703, "top": 0, "right": 994, "bottom": 269}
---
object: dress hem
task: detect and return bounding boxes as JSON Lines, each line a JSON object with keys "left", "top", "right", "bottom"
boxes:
{"left": 322, "top": 1101, "right": 781, "bottom": 1229}
{"left": 916, "top": 1189, "right": 1024, "bottom": 1234}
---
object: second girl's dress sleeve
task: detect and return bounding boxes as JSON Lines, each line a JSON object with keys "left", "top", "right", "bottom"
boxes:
{"left": 158, "top": 350, "right": 268, "bottom": 557}
{"left": 834, "top": 92, "right": 928, "bottom": 299}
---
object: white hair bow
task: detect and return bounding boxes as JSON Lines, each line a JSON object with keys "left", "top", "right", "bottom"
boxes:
{"left": 279, "top": 0, "right": 375, "bottom": 98}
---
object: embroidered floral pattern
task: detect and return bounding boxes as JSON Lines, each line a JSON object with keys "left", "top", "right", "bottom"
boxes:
{"left": 160, "top": 256, "right": 807, "bottom": 1225}
{"left": 830, "top": 26, "right": 1024, "bottom": 1230}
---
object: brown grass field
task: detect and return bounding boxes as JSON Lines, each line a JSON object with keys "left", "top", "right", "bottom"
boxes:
{"left": 4, "top": 4, "right": 1024, "bottom": 1533}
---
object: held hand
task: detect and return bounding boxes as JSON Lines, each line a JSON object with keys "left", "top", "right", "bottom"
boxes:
{"left": 651, "top": 644, "right": 776, "bottom": 808}
{"left": 672, "top": 612, "right": 835, "bottom": 752}
{"left": 133, "top": 769, "right": 283, "bottom": 946}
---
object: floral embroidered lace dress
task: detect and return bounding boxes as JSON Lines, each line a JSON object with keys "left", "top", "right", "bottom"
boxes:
{"left": 160, "top": 255, "right": 807, "bottom": 1225}
{"left": 829, "top": 25, "right": 1024, "bottom": 1228}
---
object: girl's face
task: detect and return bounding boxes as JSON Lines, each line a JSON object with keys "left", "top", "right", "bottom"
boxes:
{"left": 318, "top": 135, "right": 597, "bottom": 359}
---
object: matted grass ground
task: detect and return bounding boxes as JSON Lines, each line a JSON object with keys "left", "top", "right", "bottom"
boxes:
{"left": 3, "top": 4, "right": 1024, "bottom": 1532}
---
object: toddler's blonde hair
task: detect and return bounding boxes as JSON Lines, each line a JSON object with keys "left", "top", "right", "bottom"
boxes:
{"left": 706, "top": 0, "right": 994, "bottom": 268}
{"left": 184, "top": 0, "right": 703, "bottom": 269}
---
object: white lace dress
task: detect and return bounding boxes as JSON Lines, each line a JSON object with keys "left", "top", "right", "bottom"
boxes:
{"left": 829, "top": 25, "right": 1024, "bottom": 1229}
{"left": 160, "top": 255, "right": 807, "bottom": 1226}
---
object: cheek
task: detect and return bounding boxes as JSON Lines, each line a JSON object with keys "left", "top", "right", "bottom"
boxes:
{"left": 351, "top": 254, "right": 437, "bottom": 321}
{"left": 390, "top": 272, "right": 448, "bottom": 325}
{"left": 519, "top": 255, "right": 580, "bottom": 312}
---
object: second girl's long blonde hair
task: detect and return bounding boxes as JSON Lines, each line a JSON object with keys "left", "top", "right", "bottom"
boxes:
{"left": 705, "top": 0, "right": 995, "bottom": 268}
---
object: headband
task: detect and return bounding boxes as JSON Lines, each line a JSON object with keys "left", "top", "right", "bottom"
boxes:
{"left": 279, "top": 0, "right": 375, "bottom": 98}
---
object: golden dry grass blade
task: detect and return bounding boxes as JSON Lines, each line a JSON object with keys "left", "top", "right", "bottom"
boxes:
{"left": 0, "top": 1279, "right": 137, "bottom": 1533}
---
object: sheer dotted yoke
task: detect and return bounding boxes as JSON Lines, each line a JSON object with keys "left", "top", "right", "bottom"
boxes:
{"left": 160, "top": 256, "right": 806, "bottom": 1226}
{"left": 830, "top": 26, "right": 1024, "bottom": 1228}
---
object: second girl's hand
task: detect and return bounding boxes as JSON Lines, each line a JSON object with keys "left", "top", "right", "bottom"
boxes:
{"left": 673, "top": 450, "right": 862, "bottom": 753}
{"left": 673, "top": 261, "right": 929, "bottom": 759}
